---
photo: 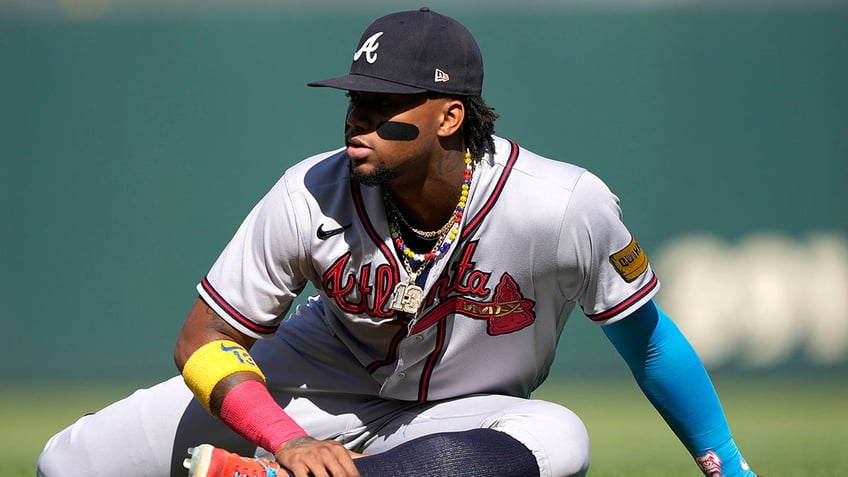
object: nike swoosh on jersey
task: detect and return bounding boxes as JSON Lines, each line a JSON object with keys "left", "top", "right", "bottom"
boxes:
{"left": 317, "top": 223, "right": 352, "bottom": 239}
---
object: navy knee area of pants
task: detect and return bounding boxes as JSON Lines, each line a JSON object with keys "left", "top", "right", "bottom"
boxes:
{"left": 355, "top": 428, "right": 540, "bottom": 477}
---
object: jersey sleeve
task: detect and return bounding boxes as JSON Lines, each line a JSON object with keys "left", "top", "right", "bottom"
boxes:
{"left": 197, "top": 174, "right": 309, "bottom": 338}
{"left": 557, "top": 170, "right": 659, "bottom": 325}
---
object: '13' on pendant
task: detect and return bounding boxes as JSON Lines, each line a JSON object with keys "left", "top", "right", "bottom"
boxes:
{"left": 390, "top": 280, "right": 424, "bottom": 314}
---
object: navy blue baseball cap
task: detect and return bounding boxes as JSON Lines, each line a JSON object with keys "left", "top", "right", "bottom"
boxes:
{"left": 308, "top": 7, "right": 483, "bottom": 95}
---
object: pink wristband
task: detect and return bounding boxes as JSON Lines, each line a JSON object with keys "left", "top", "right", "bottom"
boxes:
{"left": 219, "top": 379, "right": 309, "bottom": 453}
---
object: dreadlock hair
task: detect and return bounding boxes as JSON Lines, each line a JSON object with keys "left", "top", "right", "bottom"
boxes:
{"left": 459, "top": 95, "right": 499, "bottom": 160}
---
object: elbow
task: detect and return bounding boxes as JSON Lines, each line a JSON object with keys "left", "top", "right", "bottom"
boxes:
{"left": 174, "top": 333, "right": 189, "bottom": 373}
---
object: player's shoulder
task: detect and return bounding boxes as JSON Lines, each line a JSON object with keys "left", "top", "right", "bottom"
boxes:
{"left": 275, "top": 147, "right": 350, "bottom": 194}
{"left": 493, "top": 136, "right": 603, "bottom": 194}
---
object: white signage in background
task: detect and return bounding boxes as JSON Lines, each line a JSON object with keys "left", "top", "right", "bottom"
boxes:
{"left": 652, "top": 232, "right": 848, "bottom": 369}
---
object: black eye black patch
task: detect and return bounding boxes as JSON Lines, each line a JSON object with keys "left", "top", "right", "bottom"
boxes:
{"left": 376, "top": 121, "right": 420, "bottom": 141}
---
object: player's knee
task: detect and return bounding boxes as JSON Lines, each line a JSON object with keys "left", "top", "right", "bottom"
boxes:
{"left": 37, "top": 432, "right": 72, "bottom": 477}
{"left": 538, "top": 401, "right": 590, "bottom": 477}
{"left": 37, "top": 418, "right": 100, "bottom": 477}
{"left": 493, "top": 400, "right": 590, "bottom": 477}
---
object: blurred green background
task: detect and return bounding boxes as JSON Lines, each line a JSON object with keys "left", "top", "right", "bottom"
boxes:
{"left": 3, "top": 0, "right": 846, "bottom": 383}
{"left": 2, "top": 1, "right": 847, "bottom": 475}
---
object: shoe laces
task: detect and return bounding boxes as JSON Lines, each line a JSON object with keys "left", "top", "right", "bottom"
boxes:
{"left": 231, "top": 455, "right": 277, "bottom": 477}
{"left": 255, "top": 455, "right": 278, "bottom": 477}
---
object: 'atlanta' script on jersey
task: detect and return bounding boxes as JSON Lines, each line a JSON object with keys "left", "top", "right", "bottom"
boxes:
{"left": 322, "top": 241, "right": 536, "bottom": 335}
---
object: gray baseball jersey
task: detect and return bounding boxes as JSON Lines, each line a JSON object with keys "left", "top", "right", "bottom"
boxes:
{"left": 198, "top": 135, "right": 659, "bottom": 402}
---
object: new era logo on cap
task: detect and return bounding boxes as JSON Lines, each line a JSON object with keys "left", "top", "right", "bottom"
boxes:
{"left": 308, "top": 7, "right": 483, "bottom": 95}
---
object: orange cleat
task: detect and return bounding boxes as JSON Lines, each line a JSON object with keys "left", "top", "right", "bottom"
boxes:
{"left": 184, "top": 444, "right": 288, "bottom": 477}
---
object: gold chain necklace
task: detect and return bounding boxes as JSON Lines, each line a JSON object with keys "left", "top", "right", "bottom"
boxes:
{"left": 384, "top": 195, "right": 457, "bottom": 239}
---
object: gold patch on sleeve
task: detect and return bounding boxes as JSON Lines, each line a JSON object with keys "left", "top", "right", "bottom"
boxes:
{"left": 609, "top": 237, "right": 649, "bottom": 283}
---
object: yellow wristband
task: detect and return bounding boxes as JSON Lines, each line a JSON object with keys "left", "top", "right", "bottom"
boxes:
{"left": 182, "top": 340, "right": 266, "bottom": 412}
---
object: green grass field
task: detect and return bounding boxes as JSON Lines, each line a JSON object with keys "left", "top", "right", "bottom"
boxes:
{"left": 3, "top": 374, "right": 846, "bottom": 476}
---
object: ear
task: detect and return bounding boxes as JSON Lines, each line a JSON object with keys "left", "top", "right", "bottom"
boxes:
{"left": 436, "top": 99, "right": 465, "bottom": 138}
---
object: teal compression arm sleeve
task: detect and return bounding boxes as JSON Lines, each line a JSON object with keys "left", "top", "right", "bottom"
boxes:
{"left": 603, "top": 299, "right": 756, "bottom": 476}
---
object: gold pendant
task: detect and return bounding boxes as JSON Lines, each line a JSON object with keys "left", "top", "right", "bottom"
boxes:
{"left": 390, "top": 280, "right": 424, "bottom": 314}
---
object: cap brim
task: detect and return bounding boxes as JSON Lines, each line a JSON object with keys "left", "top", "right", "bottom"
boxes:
{"left": 307, "top": 74, "right": 428, "bottom": 94}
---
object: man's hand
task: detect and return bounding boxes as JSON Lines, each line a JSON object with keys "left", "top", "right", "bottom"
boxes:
{"left": 275, "top": 436, "right": 364, "bottom": 477}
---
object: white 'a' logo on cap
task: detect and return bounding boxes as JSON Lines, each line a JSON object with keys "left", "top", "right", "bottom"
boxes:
{"left": 353, "top": 32, "right": 383, "bottom": 64}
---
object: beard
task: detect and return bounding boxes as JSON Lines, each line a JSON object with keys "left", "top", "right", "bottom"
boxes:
{"left": 351, "top": 161, "right": 398, "bottom": 187}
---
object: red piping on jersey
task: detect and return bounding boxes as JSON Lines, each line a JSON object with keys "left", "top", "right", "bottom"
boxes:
{"left": 411, "top": 140, "right": 520, "bottom": 399}
{"left": 461, "top": 139, "right": 519, "bottom": 240}
{"left": 365, "top": 324, "right": 408, "bottom": 374}
{"left": 352, "top": 178, "right": 411, "bottom": 373}
{"left": 351, "top": 179, "right": 400, "bottom": 285}
{"left": 199, "top": 277, "right": 278, "bottom": 335}
{"left": 417, "top": 320, "right": 448, "bottom": 402}
{"left": 586, "top": 272, "right": 659, "bottom": 322}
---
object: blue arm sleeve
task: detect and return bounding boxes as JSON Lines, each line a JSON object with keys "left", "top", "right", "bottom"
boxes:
{"left": 603, "top": 299, "right": 755, "bottom": 476}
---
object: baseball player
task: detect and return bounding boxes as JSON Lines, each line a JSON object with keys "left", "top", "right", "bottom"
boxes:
{"left": 38, "top": 8, "right": 762, "bottom": 477}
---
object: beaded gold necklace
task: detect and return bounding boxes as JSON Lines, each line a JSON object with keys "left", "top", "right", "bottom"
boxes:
{"left": 386, "top": 150, "right": 474, "bottom": 314}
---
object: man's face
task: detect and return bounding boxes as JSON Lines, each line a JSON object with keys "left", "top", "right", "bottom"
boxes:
{"left": 344, "top": 91, "right": 449, "bottom": 187}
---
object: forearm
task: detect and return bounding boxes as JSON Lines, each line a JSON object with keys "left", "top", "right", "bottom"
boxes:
{"left": 175, "top": 297, "right": 307, "bottom": 451}
{"left": 603, "top": 300, "right": 755, "bottom": 476}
